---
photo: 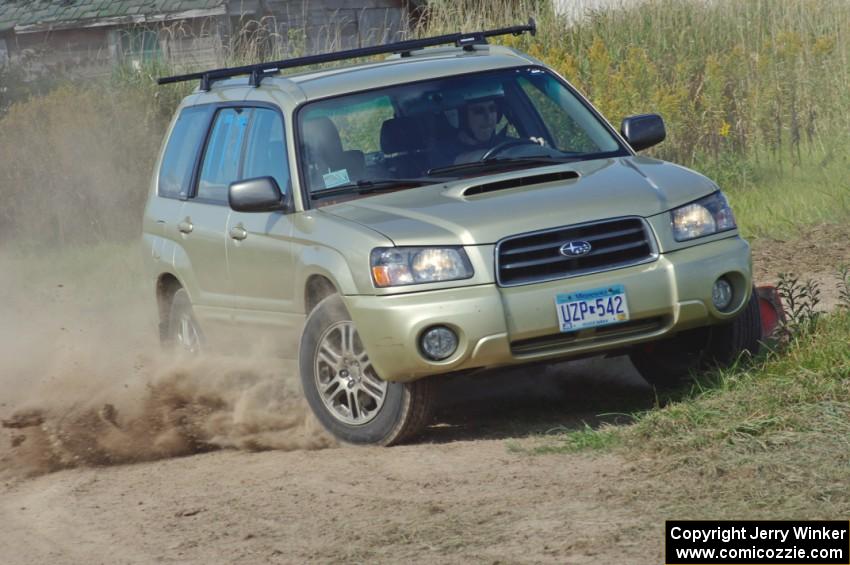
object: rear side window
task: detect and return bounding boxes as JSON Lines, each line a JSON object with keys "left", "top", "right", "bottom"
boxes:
{"left": 158, "top": 106, "right": 211, "bottom": 198}
{"left": 197, "top": 108, "right": 252, "bottom": 203}
{"left": 242, "top": 108, "right": 290, "bottom": 194}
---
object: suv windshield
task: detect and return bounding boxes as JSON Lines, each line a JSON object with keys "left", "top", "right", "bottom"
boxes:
{"left": 297, "top": 66, "right": 627, "bottom": 196}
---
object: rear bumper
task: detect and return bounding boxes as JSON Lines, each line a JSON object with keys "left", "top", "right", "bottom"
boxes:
{"left": 345, "top": 236, "right": 752, "bottom": 382}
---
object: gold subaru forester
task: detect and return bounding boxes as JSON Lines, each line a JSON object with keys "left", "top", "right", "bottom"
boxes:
{"left": 145, "top": 21, "right": 760, "bottom": 445}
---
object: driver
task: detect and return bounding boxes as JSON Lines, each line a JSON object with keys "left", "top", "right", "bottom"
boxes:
{"left": 458, "top": 97, "right": 504, "bottom": 150}
{"left": 430, "top": 95, "right": 508, "bottom": 169}
{"left": 431, "top": 89, "right": 547, "bottom": 169}
{"left": 446, "top": 94, "right": 544, "bottom": 165}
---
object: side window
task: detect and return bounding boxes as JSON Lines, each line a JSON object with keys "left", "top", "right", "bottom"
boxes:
{"left": 197, "top": 108, "right": 251, "bottom": 203}
{"left": 242, "top": 108, "right": 290, "bottom": 193}
{"left": 158, "top": 106, "right": 210, "bottom": 198}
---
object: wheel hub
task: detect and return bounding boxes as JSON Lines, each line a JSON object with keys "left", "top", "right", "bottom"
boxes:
{"left": 176, "top": 313, "right": 200, "bottom": 353}
{"left": 314, "top": 321, "right": 387, "bottom": 426}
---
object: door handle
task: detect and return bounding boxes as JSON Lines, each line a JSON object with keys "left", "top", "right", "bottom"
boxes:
{"left": 177, "top": 218, "right": 194, "bottom": 234}
{"left": 229, "top": 224, "right": 248, "bottom": 241}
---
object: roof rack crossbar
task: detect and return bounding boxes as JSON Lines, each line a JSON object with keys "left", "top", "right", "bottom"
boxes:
{"left": 158, "top": 18, "right": 536, "bottom": 91}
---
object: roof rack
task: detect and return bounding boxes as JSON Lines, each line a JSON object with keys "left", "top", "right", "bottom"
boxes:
{"left": 158, "top": 18, "right": 536, "bottom": 91}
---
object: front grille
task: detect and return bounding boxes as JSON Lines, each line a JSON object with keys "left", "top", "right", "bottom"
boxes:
{"left": 496, "top": 217, "right": 656, "bottom": 287}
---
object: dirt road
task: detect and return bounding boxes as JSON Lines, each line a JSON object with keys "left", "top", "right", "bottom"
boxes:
{"left": 1, "top": 227, "right": 847, "bottom": 564}
{"left": 0, "top": 358, "right": 659, "bottom": 564}
{"left": 0, "top": 447, "right": 649, "bottom": 564}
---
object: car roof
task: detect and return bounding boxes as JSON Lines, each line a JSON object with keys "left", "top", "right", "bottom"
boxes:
{"left": 201, "top": 45, "right": 538, "bottom": 103}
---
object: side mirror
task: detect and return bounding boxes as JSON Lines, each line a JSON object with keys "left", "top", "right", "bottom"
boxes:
{"left": 620, "top": 114, "right": 666, "bottom": 152}
{"left": 228, "top": 177, "right": 285, "bottom": 212}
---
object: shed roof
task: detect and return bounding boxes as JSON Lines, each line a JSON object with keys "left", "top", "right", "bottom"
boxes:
{"left": 0, "top": 0, "right": 227, "bottom": 34}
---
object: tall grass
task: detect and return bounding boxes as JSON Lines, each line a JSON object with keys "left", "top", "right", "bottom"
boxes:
{"left": 1, "top": 0, "right": 848, "bottom": 248}
{"left": 529, "top": 308, "right": 850, "bottom": 517}
{"left": 423, "top": 0, "right": 850, "bottom": 171}
{"left": 0, "top": 82, "right": 168, "bottom": 248}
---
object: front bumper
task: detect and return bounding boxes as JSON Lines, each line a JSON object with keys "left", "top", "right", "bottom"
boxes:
{"left": 345, "top": 236, "right": 752, "bottom": 382}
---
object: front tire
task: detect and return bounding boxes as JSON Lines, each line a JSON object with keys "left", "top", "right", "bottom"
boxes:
{"left": 299, "top": 294, "right": 434, "bottom": 445}
{"left": 629, "top": 287, "right": 762, "bottom": 389}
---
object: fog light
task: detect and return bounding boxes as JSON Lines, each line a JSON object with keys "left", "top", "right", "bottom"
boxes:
{"left": 712, "top": 277, "right": 734, "bottom": 311}
{"left": 420, "top": 326, "right": 458, "bottom": 361}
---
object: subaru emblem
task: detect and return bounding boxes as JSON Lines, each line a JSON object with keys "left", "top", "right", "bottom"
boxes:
{"left": 560, "top": 241, "right": 592, "bottom": 257}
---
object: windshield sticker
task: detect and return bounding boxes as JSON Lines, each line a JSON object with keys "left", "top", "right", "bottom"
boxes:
{"left": 322, "top": 169, "right": 350, "bottom": 188}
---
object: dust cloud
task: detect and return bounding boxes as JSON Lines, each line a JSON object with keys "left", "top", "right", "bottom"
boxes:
{"left": 1, "top": 354, "right": 335, "bottom": 478}
{"left": 0, "top": 86, "right": 335, "bottom": 479}
{"left": 0, "top": 254, "right": 336, "bottom": 479}
{"left": 0, "top": 264, "right": 336, "bottom": 479}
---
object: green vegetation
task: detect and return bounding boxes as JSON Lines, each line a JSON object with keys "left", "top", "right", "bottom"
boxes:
{"left": 632, "top": 313, "right": 850, "bottom": 518}
{"left": 715, "top": 155, "right": 850, "bottom": 239}
{"left": 428, "top": 0, "right": 850, "bottom": 166}
{"left": 538, "top": 271, "right": 850, "bottom": 451}
{"left": 426, "top": 0, "right": 850, "bottom": 239}
{"left": 1, "top": 0, "right": 848, "bottom": 248}
{"left": 629, "top": 318, "right": 849, "bottom": 454}
{"left": 528, "top": 423, "right": 621, "bottom": 454}
{"left": 529, "top": 274, "right": 850, "bottom": 516}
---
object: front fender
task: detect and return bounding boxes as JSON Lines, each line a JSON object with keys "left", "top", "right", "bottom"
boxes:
{"left": 295, "top": 245, "right": 361, "bottom": 313}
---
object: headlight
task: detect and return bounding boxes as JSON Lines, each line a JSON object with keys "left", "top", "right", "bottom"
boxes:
{"left": 370, "top": 247, "right": 474, "bottom": 287}
{"left": 670, "top": 191, "right": 737, "bottom": 242}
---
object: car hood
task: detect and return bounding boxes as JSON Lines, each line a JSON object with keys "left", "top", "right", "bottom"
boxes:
{"left": 320, "top": 156, "right": 718, "bottom": 246}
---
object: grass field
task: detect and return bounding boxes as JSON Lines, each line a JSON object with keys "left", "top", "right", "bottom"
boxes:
{"left": 525, "top": 301, "right": 850, "bottom": 517}
{"left": 724, "top": 155, "right": 850, "bottom": 239}
{"left": 1, "top": 0, "right": 848, "bottom": 248}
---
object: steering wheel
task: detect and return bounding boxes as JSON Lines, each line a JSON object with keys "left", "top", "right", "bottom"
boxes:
{"left": 481, "top": 138, "right": 543, "bottom": 161}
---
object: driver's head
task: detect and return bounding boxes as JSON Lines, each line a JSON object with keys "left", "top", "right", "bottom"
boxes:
{"left": 463, "top": 98, "right": 501, "bottom": 143}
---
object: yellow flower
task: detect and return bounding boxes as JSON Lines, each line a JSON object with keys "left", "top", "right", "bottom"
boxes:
{"left": 813, "top": 36, "right": 835, "bottom": 57}
{"left": 719, "top": 120, "right": 731, "bottom": 138}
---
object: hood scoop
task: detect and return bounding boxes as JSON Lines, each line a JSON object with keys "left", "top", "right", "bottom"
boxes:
{"left": 462, "top": 170, "right": 580, "bottom": 197}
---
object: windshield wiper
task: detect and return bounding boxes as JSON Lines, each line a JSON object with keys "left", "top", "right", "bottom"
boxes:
{"left": 426, "top": 155, "right": 583, "bottom": 177}
{"left": 310, "top": 178, "right": 441, "bottom": 200}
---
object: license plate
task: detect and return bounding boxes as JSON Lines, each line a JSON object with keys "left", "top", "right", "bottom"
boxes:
{"left": 555, "top": 284, "right": 630, "bottom": 332}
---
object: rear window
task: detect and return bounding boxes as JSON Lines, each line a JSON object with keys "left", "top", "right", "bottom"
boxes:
{"left": 158, "top": 106, "right": 211, "bottom": 198}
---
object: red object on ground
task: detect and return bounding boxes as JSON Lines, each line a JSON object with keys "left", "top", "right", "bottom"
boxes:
{"left": 756, "top": 285, "right": 785, "bottom": 338}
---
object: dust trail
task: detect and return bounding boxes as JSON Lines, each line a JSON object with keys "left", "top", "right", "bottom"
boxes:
{"left": 1, "top": 354, "right": 335, "bottom": 478}
{"left": 0, "top": 86, "right": 336, "bottom": 480}
{"left": 0, "top": 248, "right": 335, "bottom": 480}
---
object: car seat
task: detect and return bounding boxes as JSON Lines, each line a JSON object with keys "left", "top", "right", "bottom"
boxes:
{"left": 302, "top": 116, "right": 365, "bottom": 189}
{"left": 380, "top": 116, "right": 428, "bottom": 177}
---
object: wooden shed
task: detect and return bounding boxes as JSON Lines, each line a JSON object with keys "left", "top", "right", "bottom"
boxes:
{"left": 0, "top": 0, "right": 422, "bottom": 78}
